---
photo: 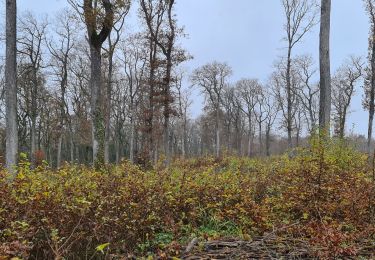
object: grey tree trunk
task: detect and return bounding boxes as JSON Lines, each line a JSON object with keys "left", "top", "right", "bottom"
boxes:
{"left": 182, "top": 115, "right": 187, "bottom": 158}
{"left": 83, "top": 0, "right": 114, "bottom": 166}
{"left": 57, "top": 135, "right": 63, "bottom": 168}
{"left": 367, "top": 8, "right": 375, "bottom": 154}
{"left": 115, "top": 138, "right": 120, "bottom": 164}
{"left": 90, "top": 46, "right": 105, "bottom": 165}
{"left": 368, "top": 100, "right": 374, "bottom": 154}
{"left": 5, "top": 0, "right": 18, "bottom": 173}
{"left": 266, "top": 127, "right": 271, "bottom": 157}
{"left": 31, "top": 115, "right": 37, "bottom": 166}
{"left": 215, "top": 106, "right": 220, "bottom": 158}
{"left": 104, "top": 46, "right": 113, "bottom": 164}
{"left": 70, "top": 134, "right": 74, "bottom": 163}
{"left": 258, "top": 121, "right": 262, "bottom": 156}
{"left": 319, "top": 0, "right": 332, "bottom": 133}
{"left": 164, "top": 115, "right": 171, "bottom": 164}
{"left": 129, "top": 114, "right": 135, "bottom": 163}
{"left": 286, "top": 48, "right": 293, "bottom": 148}
{"left": 247, "top": 115, "right": 252, "bottom": 157}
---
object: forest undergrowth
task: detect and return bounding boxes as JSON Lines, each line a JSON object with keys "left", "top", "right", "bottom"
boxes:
{"left": 1, "top": 139, "right": 375, "bottom": 259}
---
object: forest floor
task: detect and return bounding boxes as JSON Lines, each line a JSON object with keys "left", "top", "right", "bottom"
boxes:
{"left": 183, "top": 235, "right": 375, "bottom": 259}
{"left": 1, "top": 140, "right": 375, "bottom": 259}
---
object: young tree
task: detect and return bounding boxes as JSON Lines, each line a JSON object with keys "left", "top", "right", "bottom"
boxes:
{"left": 319, "top": 0, "right": 332, "bottom": 134}
{"left": 281, "top": 0, "right": 317, "bottom": 148}
{"left": 5, "top": 0, "right": 18, "bottom": 172}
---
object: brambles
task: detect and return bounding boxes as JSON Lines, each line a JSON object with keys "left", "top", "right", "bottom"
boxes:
{"left": 0, "top": 141, "right": 374, "bottom": 258}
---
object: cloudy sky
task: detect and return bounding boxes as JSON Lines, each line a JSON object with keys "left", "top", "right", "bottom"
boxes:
{"left": 17, "top": 0, "right": 370, "bottom": 135}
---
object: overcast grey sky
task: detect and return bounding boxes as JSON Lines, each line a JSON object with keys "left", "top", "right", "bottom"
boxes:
{"left": 17, "top": 0, "right": 370, "bottom": 135}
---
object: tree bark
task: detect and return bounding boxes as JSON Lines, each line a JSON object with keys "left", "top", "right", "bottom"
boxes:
{"left": 215, "top": 105, "right": 220, "bottom": 158}
{"left": 247, "top": 115, "right": 252, "bottom": 157}
{"left": 286, "top": 47, "right": 293, "bottom": 148}
{"left": 129, "top": 113, "right": 135, "bottom": 163}
{"left": 368, "top": 5, "right": 375, "bottom": 153}
{"left": 90, "top": 46, "right": 105, "bottom": 165}
{"left": 5, "top": 0, "right": 18, "bottom": 173}
{"left": 319, "top": 0, "right": 332, "bottom": 134}
{"left": 266, "top": 126, "right": 271, "bottom": 157}
{"left": 83, "top": 0, "right": 114, "bottom": 166}
{"left": 258, "top": 121, "right": 262, "bottom": 156}
{"left": 104, "top": 51, "right": 113, "bottom": 164}
{"left": 57, "top": 135, "right": 63, "bottom": 168}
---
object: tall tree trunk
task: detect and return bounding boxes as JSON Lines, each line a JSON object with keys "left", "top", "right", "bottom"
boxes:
{"left": 164, "top": 115, "right": 171, "bottom": 164}
{"left": 31, "top": 115, "right": 37, "bottom": 166}
{"left": 258, "top": 121, "right": 262, "bottom": 156}
{"left": 70, "top": 132, "right": 74, "bottom": 163}
{"left": 90, "top": 46, "right": 105, "bottom": 166}
{"left": 75, "top": 145, "right": 79, "bottom": 163}
{"left": 368, "top": 12, "right": 375, "bottom": 154}
{"left": 340, "top": 108, "right": 347, "bottom": 139}
{"left": 369, "top": 104, "right": 375, "bottom": 153}
{"left": 83, "top": 0, "right": 114, "bottom": 166}
{"left": 266, "top": 126, "right": 271, "bottom": 157}
{"left": 104, "top": 49, "right": 113, "bottom": 164}
{"left": 5, "top": 0, "right": 18, "bottom": 173}
{"left": 319, "top": 0, "right": 332, "bottom": 134}
{"left": 115, "top": 126, "right": 121, "bottom": 164}
{"left": 57, "top": 135, "right": 63, "bottom": 168}
{"left": 247, "top": 115, "right": 252, "bottom": 157}
{"left": 286, "top": 47, "right": 293, "bottom": 148}
{"left": 182, "top": 116, "right": 187, "bottom": 158}
{"left": 215, "top": 106, "right": 220, "bottom": 158}
{"left": 130, "top": 114, "right": 135, "bottom": 164}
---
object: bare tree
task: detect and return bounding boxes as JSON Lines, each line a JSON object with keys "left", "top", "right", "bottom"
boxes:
{"left": 191, "top": 62, "right": 232, "bottom": 158}
{"left": 254, "top": 86, "right": 268, "bottom": 156}
{"left": 263, "top": 91, "right": 279, "bottom": 156}
{"left": 319, "top": 0, "right": 332, "bottom": 134}
{"left": 102, "top": 3, "right": 129, "bottom": 164}
{"left": 175, "top": 71, "right": 192, "bottom": 158}
{"left": 5, "top": 0, "right": 18, "bottom": 172}
{"left": 281, "top": 0, "right": 317, "bottom": 148}
{"left": 119, "top": 34, "right": 147, "bottom": 163}
{"left": 295, "top": 54, "right": 319, "bottom": 134}
{"left": 47, "top": 9, "right": 77, "bottom": 167}
{"left": 332, "top": 56, "right": 363, "bottom": 138}
{"left": 236, "top": 79, "right": 261, "bottom": 157}
{"left": 18, "top": 13, "right": 47, "bottom": 166}
{"left": 271, "top": 58, "right": 300, "bottom": 147}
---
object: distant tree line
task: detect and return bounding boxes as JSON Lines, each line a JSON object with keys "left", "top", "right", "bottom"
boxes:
{"left": 1, "top": 0, "right": 375, "bottom": 170}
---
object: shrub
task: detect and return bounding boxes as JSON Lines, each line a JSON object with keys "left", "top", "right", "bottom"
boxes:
{"left": 0, "top": 140, "right": 374, "bottom": 258}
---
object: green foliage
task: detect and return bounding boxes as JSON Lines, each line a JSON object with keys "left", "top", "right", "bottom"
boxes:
{"left": 0, "top": 140, "right": 374, "bottom": 258}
